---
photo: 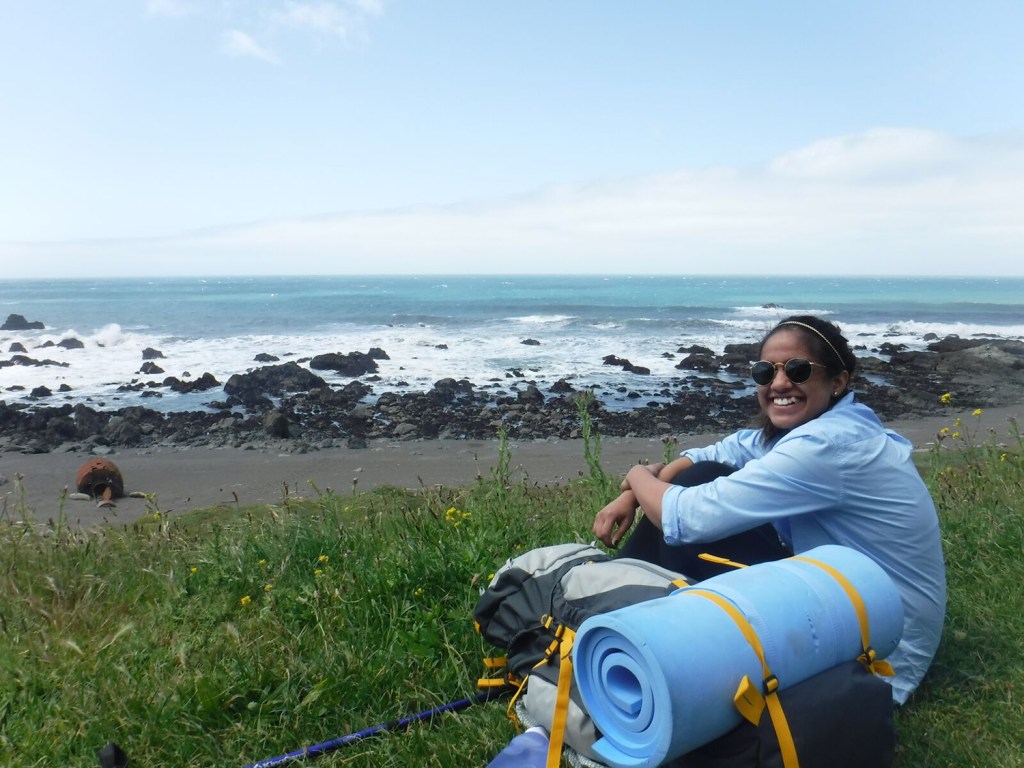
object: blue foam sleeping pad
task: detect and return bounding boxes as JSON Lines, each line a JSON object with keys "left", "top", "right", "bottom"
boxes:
{"left": 572, "top": 544, "right": 904, "bottom": 768}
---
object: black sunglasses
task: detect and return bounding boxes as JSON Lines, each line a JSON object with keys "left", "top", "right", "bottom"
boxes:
{"left": 750, "top": 358, "right": 828, "bottom": 386}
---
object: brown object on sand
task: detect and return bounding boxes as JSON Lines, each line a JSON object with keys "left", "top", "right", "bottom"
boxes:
{"left": 75, "top": 458, "right": 125, "bottom": 501}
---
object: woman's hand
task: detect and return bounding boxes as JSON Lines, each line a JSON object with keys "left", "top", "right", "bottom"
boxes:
{"left": 619, "top": 462, "right": 665, "bottom": 491}
{"left": 592, "top": 491, "right": 638, "bottom": 547}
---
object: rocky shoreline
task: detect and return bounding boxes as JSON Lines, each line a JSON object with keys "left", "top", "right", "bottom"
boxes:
{"left": 3, "top": 317, "right": 1024, "bottom": 456}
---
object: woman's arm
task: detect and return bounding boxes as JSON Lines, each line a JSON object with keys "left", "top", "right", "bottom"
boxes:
{"left": 592, "top": 457, "right": 696, "bottom": 546}
{"left": 657, "top": 456, "right": 694, "bottom": 482}
{"left": 622, "top": 464, "right": 673, "bottom": 530}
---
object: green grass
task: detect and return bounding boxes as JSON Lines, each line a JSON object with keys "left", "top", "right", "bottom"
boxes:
{"left": 1, "top": 414, "right": 1022, "bottom": 768}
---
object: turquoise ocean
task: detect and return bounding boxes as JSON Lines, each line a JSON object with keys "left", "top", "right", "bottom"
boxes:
{"left": 2, "top": 275, "right": 1022, "bottom": 412}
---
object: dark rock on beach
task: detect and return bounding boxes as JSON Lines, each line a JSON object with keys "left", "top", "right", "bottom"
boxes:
{"left": 603, "top": 355, "right": 651, "bottom": 375}
{"left": 263, "top": 409, "right": 291, "bottom": 438}
{"left": 1, "top": 355, "right": 70, "bottom": 370}
{"left": 1, "top": 314, "right": 44, "bottom": 331}
{"left": 309, "top": 351, "right": 380, "bottom": 377}
{"left": 167, "top": 372, "right": 220, "bottom": 394}
{"left": 223, "top": 362, "right": 328, "bottom": 410}
{"left": 675, "top": 350, "right": 718, "bottom": 372}
{"left": 550, "top": 378, "right": 576, "bottom": 394}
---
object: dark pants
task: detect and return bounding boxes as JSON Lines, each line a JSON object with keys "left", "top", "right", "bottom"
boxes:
{"left": 615, "top": 461, "right": 791, "bottom": 581}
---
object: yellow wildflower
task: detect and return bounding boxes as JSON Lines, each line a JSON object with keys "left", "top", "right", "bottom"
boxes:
{"left": 1000, "top": 453, "right": 1008, "bottom": 462}
{"left": 414, "top": 587, "right": 424, "bottom": 597}
{"left": 314, "top": 569, "right": 323, "bottom": 577}
{"left": 318, "top": 554, "right": 329, "bottom": 563}
{"left": 258, "top": 559, "right": 267, "bottom": 568}
{"left": 240, "top": 595, "right": 252, "bottom": 606}
{"left": 190, "top": 567, "right": 198, "bottom": 574}
{"left": 939, "top": 427, "right": 949, "bottom": 436}
{"left": 445, "top": 506, "right": 471, "bottom": 526}
{"left": 263, "top": 584, "right": 273, "bottom": 593}
{"left": 952, "top": 431, "right": 961, "bottom": 440}
{"left": 939, "top": 392, "right": 952, "bottom": 405}
{"left": 972, "top": 408, "right": 984, "bottom": 417}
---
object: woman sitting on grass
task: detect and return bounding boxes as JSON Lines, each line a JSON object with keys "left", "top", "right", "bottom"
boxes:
{"left": 592, "top": 314, "right": 947, "bottom": 704}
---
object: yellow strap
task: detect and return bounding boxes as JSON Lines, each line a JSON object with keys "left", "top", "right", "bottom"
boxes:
{"left": 671, "top": 577, "right": 689, "bottom": 588}
{"left": 733, "top": 674, "right": 766, "bottom": 725}
{"left": 478, "top": 678, "right": 512, "bottom": 688}
{"left": 764, "top": 684, "right": 799, "bottom": 768}
{"left": 505, "top": 673, "right": 531, "bottom": 727}
{"left": 685, "top": 590, "right": 773, "bottom": 721}
{"left": 791, "top": 556, "right": 894, "bottom": 677}
{"left": 545, "top": 627, "right": 576, "bottom": 768}
{"left": 697, "top": 552, "right": 749, "bottom": 569}
{"left": 478, "top": 658, "right": 516, "bottom": 689}
{"left": 685, "top": 589, "right": 800, "bottom": 768}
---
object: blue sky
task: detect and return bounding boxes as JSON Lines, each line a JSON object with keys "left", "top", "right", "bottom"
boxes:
{"left": 2, "top": 1, "right": 1023, "bottom": 278}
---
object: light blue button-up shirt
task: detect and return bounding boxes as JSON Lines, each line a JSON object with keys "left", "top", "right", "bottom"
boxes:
{"left": 662, "top": 393, "right": 947, "bottom": 704}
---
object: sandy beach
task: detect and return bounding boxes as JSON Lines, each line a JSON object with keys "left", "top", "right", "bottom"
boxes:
{"left": 2, "top": 404, "right": 1020, "bottom": 529}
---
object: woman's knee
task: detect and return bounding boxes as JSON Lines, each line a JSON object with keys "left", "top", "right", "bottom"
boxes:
{"left": 670, "top": 461, "right": 735, "bottom": 487}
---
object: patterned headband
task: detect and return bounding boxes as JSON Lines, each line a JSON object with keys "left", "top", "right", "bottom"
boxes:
{"left": 776, "top": 320, "right": 846, "bottom": 370}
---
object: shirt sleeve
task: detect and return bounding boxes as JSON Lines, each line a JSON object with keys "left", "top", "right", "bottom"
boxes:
{"left": 679, "top": 428, "right": 764, "bottom": 468}
{"left": 663, "top": 429, "right": 842, "bottom": 544}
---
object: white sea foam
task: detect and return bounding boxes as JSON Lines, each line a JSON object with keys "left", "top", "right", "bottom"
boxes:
{"left": 1, "top": 322, "right": 709, "bottom": 412}
{"left": 4, "top": 314, "right": 1021, "bottom": 413}
{"left": 731, "top": 305, "right": 836, "bottom": 318}
{"left": 4, "top": 275, "right": 1023, "bottom": 413}
{"left": 506, "top": 314, "right": 577, "bottom": 325}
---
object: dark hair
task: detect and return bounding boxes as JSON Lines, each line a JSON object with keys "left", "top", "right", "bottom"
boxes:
{"left": 754, "top": 315, "right": 856, "bottom": 442}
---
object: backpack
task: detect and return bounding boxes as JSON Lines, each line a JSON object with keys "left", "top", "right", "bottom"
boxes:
{"left": 670, "top": 660, "right": 895, "bottom": 768}
{"left": 473, "top": 543, "right": 691, "bottom": 767}
{"left": 475, "top": 544, "right": 898, "bottom": 768}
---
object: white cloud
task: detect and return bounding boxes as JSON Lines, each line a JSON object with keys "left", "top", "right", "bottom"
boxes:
{"left": 145, "top": 0, "right": 384, "bottom": 58}
{"left": 271, "top": 1, "right": 384, "bottom": 42}
{"left": 221, "top": 29, "right": 279, "bottom": 63}
{"left": 276, "top": 2, "right": 352, "bottom": 39}
{"left": 4, "top": 129, "right": 1023, "bottom": 277}
{"left": 769, "top": 128, "right": 964, "bottom": 182}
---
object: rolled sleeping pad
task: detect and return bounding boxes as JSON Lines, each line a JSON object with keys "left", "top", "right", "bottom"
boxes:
{"left": 572, "top": 544, "right": 904, "bottom": 768}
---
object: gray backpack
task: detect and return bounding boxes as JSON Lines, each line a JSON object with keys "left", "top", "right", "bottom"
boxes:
{"left": 473, "top": 543, "right": 691, "bottom": 765}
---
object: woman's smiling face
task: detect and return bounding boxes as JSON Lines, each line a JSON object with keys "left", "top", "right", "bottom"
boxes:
{"left": 756, "top": 329, "right": 849, "bottom": 431}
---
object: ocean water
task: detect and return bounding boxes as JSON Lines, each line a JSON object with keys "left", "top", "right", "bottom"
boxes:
{"left": 2, "top": 275, "right": 1023, "bottom": 413}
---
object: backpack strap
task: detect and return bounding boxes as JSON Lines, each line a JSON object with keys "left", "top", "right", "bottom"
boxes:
{"left": 545, "top": 626, "right": 576, "bottom": 768}
{"left": 684, "top": 589, "right": 800, "bottom": 768}
{"left": 790, "top": 556, "right": 895, "bottom": 677}
{"left": 697, "top": 552, "right": 750, "bottom": 570}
